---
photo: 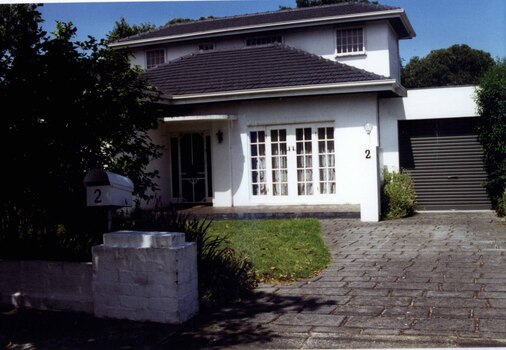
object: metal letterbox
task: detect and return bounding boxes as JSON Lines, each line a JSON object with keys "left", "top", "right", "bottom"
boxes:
{"left": 84, "top": 169, "right": 133, "bottom": 207}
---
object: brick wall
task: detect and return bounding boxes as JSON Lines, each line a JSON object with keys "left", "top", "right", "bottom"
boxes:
{"left": 0, "top": 260, "right": 93, "bottom": 313}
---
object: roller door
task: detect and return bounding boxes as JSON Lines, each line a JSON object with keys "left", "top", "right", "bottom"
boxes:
{"left": 398, "top": 117, "right": 491, "bottom": 210}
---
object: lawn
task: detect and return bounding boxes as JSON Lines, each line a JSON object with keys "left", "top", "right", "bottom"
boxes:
{"left": 207, "top": 219, "right": 330, "bottom": 283}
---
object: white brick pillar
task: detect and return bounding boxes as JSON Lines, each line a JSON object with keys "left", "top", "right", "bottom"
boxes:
{"left": 92, "top": 231, "right": 198, "bottom": 324}
{"left": 360, "top": 135, "right": 382, "bottom": 223}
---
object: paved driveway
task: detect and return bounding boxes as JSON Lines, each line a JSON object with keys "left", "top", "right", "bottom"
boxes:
{"left": 161, "top": 212, "right": 506, "bottom": 349}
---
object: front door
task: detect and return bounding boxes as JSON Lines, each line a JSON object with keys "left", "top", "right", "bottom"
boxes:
{"left": 174, "top": 133, "right": 211, "bottom": 203}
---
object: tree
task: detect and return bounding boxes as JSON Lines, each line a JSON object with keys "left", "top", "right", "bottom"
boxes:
{"left": 296, "top": 0, "right": 371, "bottom": 7}
{"left": 401, "top": 44, "right": 495, "bottom": 88}
{"left": 0, "top": 4, "right": 163, "bottom": 237}
{"left": 106, "top": 17, "right": 156, "bottom": 42}
{"left": 475, "top": 60, "right": 506, "bottom": 213}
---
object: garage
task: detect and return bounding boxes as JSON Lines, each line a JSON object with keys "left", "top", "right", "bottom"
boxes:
{"left": 398, "top": 117, "right": 491, "bottom": 210}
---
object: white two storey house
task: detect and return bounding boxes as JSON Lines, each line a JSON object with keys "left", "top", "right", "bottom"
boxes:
{"left": 110, "top": 2, "right": 491, "bottom": 221}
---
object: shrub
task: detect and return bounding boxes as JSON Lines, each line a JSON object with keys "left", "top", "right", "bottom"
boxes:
{"left": 381, "top": 168, "right": 416, "bottom": 220}
{"left": 475, "top": 60, "right": 506, "bottom": 214}
{"left": 497, "top": 190, "right": 506, "bottom": 217}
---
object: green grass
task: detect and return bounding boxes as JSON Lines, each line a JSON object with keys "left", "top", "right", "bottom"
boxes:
{"left": 207, "top": 219, "right": 330, "bottom": 283}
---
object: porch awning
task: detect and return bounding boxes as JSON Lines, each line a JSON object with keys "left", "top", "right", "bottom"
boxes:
{"left": 162, "top": 115, "right": 237, "bottom": 122}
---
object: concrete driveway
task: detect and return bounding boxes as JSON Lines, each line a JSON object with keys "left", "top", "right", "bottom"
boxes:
{"left": 161, "top": 212, "right": 506, "bottom": 349}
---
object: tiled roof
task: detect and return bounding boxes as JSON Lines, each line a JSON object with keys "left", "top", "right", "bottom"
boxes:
{"left": 116, "top": 2, "right": 409, "bottom": 44}
{"left": 142, "top": 44, "right": 387, "bottom": 97}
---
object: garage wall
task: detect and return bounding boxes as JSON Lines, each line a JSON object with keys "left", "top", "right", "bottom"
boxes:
{"left": 379, "top": 85, "right": 479, "bottom": 171}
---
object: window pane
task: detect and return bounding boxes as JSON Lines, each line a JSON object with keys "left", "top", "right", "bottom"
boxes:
{"left": 279, "top": 129, "right": 286, "bottom": 141}
{"left": 305, "top": 141, "right": 312, "bottom": 153}
{"left": 259, "top": 144, "right": 265, "bottom": 156}
{"left": 271, "top": 130, "right": 278, "bottom": 142}
{"left": 250, "top": 132, "right": 257, "bottom": 143}
{"left": 319, "top": 141, "right": 325, "bottom": 153}
{"left": 258, "top": 131, "right": 265, "bottom": 143}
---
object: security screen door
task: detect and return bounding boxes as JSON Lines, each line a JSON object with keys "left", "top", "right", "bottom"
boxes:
{"left": 250, "top": 125, "right": 336, "bottom": 201}
{"left": 178, "top": 133, "right": 209, "bottom": 203}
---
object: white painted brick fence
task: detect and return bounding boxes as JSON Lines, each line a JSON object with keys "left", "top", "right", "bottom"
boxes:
{"left": 0, "top": 231, "right": 199, "bottom": 324}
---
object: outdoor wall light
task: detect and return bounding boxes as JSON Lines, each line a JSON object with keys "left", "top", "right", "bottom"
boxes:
{"left": 364, "top": 122, "right": 373, "bottom": 135}
{"left": 216, "top": 130, "right": 224, "bottom": 143}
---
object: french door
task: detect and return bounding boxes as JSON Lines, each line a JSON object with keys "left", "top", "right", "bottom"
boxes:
{"left": 249, "top": 125, "right": 336, "bottom": 202}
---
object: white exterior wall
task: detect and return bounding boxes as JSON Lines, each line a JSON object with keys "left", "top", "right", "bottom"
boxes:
{"left": 130, "top": 49, "right": 145, "bottom": 68}
{"left": 379, "top": 86, "right": 479, "bottom": 171}
{"left": 131, "top": 21, "right": 399, "bottom": 79}
{"left": 284, "top": 27, "right": 336, "bottom": 59}
{"left": 387, "top": 24, "right": 401, "bottom": 81}
{"left": 333, "top": 21, "right": 393, "bottom": 78}
{"left": 151, "top": 94, "right": 379, "bottom": 210}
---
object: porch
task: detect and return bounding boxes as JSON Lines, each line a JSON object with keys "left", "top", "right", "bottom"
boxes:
{"left": 176, "top": 204, "right": 360, "bottom": 220}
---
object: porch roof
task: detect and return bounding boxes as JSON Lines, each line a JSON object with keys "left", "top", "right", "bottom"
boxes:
{"left": 143, "top": 44, "right": 405, "bottom": 104}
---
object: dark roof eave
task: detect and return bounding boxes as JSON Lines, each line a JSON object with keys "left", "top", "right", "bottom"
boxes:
{"left": 110, "top": 10, "right": 415, "bottom": 49}
{"left": 153, "top": 80, "right": 407, "bottom": 105}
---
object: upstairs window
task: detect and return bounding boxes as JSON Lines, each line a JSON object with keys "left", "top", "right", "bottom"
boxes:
{"left": 146, "top": 49, "right": 165, "bottom": 69}
{"left": 246, "top": 35, "right": 282, "bottom": 47}
{"left": 199, "top": 43, "right": 215, "bottom": 51}
{"left": 336, "top": 27, "right": 365, "bottom": 55}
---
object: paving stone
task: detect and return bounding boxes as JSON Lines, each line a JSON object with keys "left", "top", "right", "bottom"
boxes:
{"left": 347, "top": 288, "right": 389, "bottom": 297}
{"left": 478, "top": 292, "right": 506, "bottom": 299}
{"left": 344, "top": 316, "right": 412, "bottom": 330}
{"left": 390, "top": 290, "right": 425, "bottom": 297}
{"left": 414, "top": 297, "right": 488, "bottom": 308}
{"left": 381, "top": 306, "right": 429, "bottom": 318}
{"left": 348, "top": 296, "right": 412, "bottom": 307}
{"left": 406, "top": 318, "right": 476, "bottom": 335}
{"left": 426, "top": 291, "right": 475, "bottom": 298}
{"left": 274, "top": 313, "right": 345, "bottom": 327}
{"left": 332, "top": 305, "right": 384, "bottom": 317}
{"left": 479, "top": 319, "right": 506, "bottom": 335}
{"left": 431, "top": 307, "right": 472, "bottom": 319}
{"left": 474, "top": 308, "right": 506, "bottom": 320}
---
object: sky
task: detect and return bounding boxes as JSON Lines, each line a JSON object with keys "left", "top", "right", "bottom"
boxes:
{"left": 32, "top": 0, "right": 506, "bottom": 63}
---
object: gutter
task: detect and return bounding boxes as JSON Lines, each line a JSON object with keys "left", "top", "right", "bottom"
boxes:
{"left": 155, "top": 79, "right": 407, "bottom": 105}
{"left": 110, "top": 10, "right": 415, "bottom": 49}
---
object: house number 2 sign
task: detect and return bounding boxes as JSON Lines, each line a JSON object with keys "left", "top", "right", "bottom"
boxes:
{"left": 365, "top": 149, "right": 371, "bottom": 159}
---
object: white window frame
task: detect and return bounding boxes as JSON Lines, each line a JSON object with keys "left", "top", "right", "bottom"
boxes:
{"left": 247, "top": 123, "right": 337, "bottom": 204}
{"left": 146, "top": 48, "right": 165, "bottom": 69}
{"left": 335, "top": 26, "right": 366, "bottom": 57}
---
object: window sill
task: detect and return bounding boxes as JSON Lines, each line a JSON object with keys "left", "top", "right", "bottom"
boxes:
{"left": 335, "top": 52, "right": 367, "bottom": 58}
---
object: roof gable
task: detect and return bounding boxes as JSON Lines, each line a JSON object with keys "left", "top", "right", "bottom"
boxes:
{"left": 112, "top": 2, "right": 414, "bottom": 48}
{"left": 142, "top": 44, "right": 388, "bottom": 98}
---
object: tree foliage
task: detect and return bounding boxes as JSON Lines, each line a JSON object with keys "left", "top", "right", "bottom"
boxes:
{"left": 0, "top": 4, "right": 163, "bottom": 239}
{"left": 106, "top": 17, "right": 156, "bottom": 42}
{"left": 296, "top": 0, "right": 371, "bottom": 7}
{"left": 401, "top": 44, "right": 495, "bottom": 88}
{"left": 475, "top": 60, "right": 506, "bottom": 213}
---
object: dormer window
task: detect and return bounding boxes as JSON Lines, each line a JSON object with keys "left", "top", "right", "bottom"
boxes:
{"left": 146, "top": 49, "right": 165, "bottom": 69}
{"left": 336, "top": 27, "right": 365, "bottom": 56}
{"left": 246, "top": 35, "right": 282, "bottom": 47}
{"left": 199, "top": 43, "right": 215, "bottom": 51}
